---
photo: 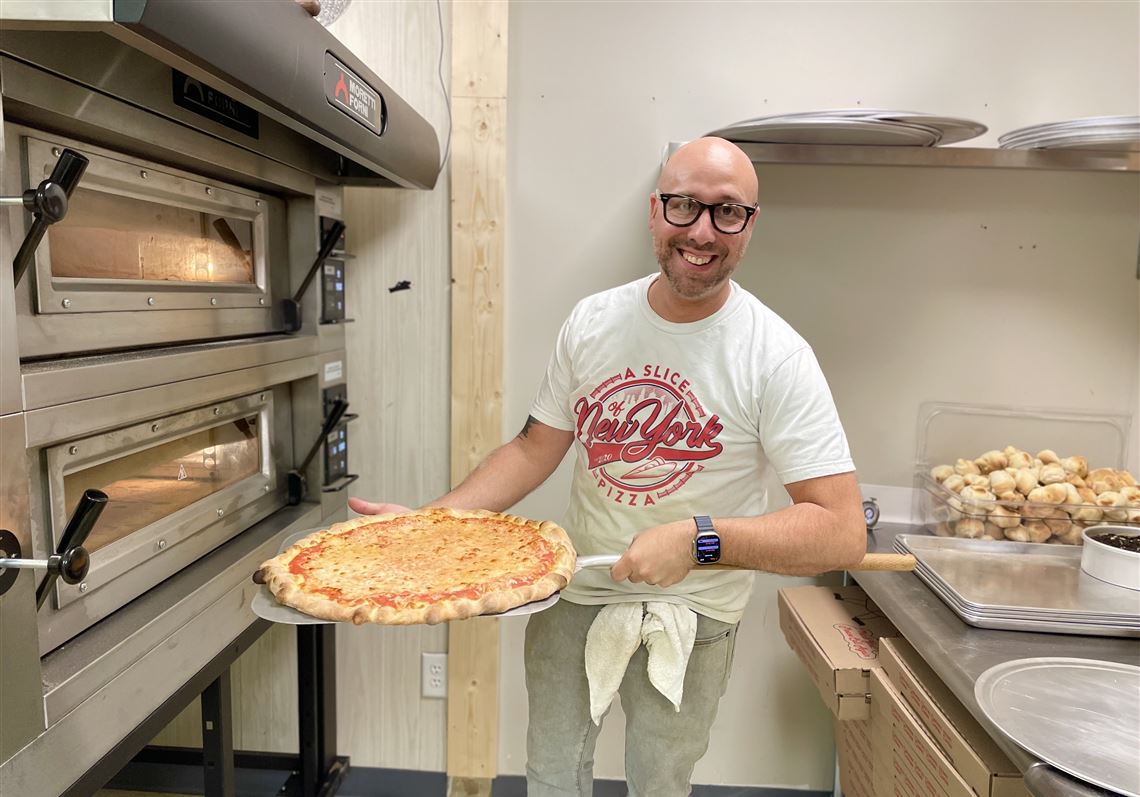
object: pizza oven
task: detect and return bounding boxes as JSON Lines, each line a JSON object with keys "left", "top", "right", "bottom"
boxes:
{"left": 0, "top": 2, "right": 438, "bottom": 794}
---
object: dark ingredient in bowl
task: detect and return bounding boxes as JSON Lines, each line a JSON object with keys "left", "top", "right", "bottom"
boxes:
{"left": 1088, "top": 532, "right": 1140, "bottom": 553}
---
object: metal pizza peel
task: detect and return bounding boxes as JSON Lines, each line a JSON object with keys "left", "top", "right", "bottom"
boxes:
{"left": 251, "top": 529, "right": 331, "bottom": 624}
{"left": 507, "top": 551, "right": 914, "bottom": 617}
{"left": 251, "top": 528, "right": 914, "bottom": 625}
{"left": 249, "top": 547, "right": 622, "bottom": 624}
{"left": 566, "top": 552, "right": 915, "bottom": 575}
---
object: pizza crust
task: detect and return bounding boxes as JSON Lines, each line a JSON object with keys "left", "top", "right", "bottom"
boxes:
{"left": 257, "top": 507, "right": 576, "bottom": 625}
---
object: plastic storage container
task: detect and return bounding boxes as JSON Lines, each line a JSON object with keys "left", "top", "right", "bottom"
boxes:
{"left": 914, "top": 403, "right": 1138, "bottom": 546}
{"left": 1081, "top": 525, "right": 1140, "bottom": 589}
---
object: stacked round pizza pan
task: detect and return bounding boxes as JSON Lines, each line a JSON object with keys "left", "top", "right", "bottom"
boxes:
{"left": 706, "top": 109, "right": 987, "bottom": 147}
{"left": 998, "top": 115, "right": 1140, "bottom": 152}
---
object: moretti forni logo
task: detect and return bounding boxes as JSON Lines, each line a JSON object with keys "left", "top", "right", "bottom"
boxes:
{"left": 323, "top": 52, "right": 385, "bottom": 135}
{"left": 574, "top": 365, "right": 723, "bottom": 507}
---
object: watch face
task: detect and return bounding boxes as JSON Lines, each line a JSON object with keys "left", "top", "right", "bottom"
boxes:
{"left": 694, "top": 533, "right": 720, "bottom": 564}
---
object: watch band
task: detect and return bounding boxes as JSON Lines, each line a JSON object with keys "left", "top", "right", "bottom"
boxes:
{"left": 692, "top": 515, "right": 720, "bottom": 564}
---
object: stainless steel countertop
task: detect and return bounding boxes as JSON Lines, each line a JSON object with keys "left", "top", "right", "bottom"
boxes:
{"left": 855, "top": 523, "right": 1139, "bottom": 797}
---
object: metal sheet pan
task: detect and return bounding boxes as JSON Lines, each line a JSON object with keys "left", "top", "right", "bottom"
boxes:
{"left": 893, "top": 533, "right": 1140, "bottom": 638}
{"left": 895, "top": 535, "right": 1140, "bottom": 621}
{"left": 903, "top": 557, "right": 1139, "bottom": 623}
{"left": 917, "top": 576, "right": 1140, "bottom": 638}
{"left": 912, "top": 567, "right": 1139, "bottom": 626}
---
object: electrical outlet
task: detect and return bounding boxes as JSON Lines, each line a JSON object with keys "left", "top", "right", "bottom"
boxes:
{"left": 421, "top": 652, "right": 447, "bottom": 699}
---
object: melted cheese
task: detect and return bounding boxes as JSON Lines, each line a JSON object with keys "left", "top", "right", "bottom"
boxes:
{"left": 289, "top": 515, "right": 558, "bottom": 609}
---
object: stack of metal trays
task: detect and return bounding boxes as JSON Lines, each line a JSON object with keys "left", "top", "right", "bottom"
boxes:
{"left": 707, "top": 109, "right": 987, "bottom": 147}
{"left": 998, "top": 115, "right": 1140, "bottom": 151}
{"left": 894, "top": 534, "right": 1140, "bottom": 638}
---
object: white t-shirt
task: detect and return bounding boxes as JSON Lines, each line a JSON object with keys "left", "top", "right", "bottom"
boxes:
{"left": 530, "top": 273, "right": 855, "bottom": 623}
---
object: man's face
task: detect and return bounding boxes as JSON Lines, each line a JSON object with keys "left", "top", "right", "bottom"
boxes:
{"left": 649, "top": 172, "right": 757, "bottom": 304}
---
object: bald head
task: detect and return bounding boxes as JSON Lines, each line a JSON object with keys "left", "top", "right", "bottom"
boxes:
{"left": 646, "top": 137, "right": 760, "bottom": 320}
{"left": 658, "top": 137, "right": 758, "bottom": 204}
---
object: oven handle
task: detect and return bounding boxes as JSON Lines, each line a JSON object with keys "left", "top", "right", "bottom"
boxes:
{"left": 0, "top": 489, "right": 108, "bottom": 603}
{"left": 282, "top": 219, "right": 347, "bottom": 333}
{"left": 321, "top": 474, "right": 360, "bottom": 493}
{"left": 31, "top": 488, "right": 108, "bottom": 609}
{"left": 4, "top": 148, "right": 90, "bottom": 287}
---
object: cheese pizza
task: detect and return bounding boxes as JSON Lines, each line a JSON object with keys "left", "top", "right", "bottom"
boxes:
{"left": 256, "top": 507, "right": 576, "bottom": 625}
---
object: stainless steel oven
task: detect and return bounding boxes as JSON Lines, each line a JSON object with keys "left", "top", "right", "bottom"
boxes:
{"left": 0, "top": 2, "right": 439, "bottom": 794}
{"left": 12, "top": 128, "right": 283, "bottom": 357}
{"left": 32, "top": 384, "right": 288, "bottom": 654}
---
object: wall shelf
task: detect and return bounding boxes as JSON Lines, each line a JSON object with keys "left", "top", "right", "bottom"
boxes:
{"left": 666, "top": 141, "right": 1139, "bottom": 173}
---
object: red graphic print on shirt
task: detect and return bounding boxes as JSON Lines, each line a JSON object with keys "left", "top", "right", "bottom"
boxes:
{"left": 574, "top": 365, "right": 723, "bottom": 506}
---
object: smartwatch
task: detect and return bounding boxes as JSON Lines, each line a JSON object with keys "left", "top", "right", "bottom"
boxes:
{"left": 691, "top": 515, "right": 721, "bottom": 564}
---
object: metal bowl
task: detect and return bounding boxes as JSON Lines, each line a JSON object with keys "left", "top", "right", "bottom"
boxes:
{"left": 1082, "top": 525, "right": 1140, "bottom": 591}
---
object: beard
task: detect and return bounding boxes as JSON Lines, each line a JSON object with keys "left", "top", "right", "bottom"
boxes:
{"left": 653, "top": 233, "right": 743, "bottom": 301}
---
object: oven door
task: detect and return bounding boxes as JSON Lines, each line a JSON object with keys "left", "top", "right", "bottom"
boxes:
{"left": 30, "top": 357, "right": 311, "bottom": 656}
{"left": 45, "top": 391, "right": 273, "bottom": 610}
{"left": 11, "top": 127, "right": 287, "bottom": 359}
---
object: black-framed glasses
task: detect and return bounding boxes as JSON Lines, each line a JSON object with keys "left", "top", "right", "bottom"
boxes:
{"left": 656, "top": 192, "right": 758, "bottom": 235}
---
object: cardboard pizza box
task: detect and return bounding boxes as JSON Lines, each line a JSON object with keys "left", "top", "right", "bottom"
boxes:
{"left": 777, "top": 585, "right": 899, "bottom": 720}
{"left": 835, "top": 717, "right": 875, "bottom": 797}
{"left": 871, "top": 668, "right": 976, "bottom": 797}
{"left": 879, "top": 639, "right": 1030, "bottom": 797}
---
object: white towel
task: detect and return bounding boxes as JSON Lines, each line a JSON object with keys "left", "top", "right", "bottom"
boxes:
{"left": 584, "top": 602, "right": 697, "bottom": 725}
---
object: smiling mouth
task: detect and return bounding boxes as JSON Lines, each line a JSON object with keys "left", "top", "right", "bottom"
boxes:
{"left": 678, "top": 249, "right": 717, "bottom": 266}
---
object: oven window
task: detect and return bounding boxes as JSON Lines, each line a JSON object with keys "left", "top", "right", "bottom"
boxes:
{"left": 64, "top": 415, "right": 262, "bottom": 554}
{"left": 48, "top": 187, "right": 256, "bottom": 284}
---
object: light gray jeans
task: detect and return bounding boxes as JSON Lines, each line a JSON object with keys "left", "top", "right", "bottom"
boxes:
{"left": 524, "top": 599, "right": 738, "bottom": 797}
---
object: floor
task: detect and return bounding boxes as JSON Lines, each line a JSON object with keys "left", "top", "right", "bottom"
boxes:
{"left": 94, "top": 770, "right": 826, "bottom": 796}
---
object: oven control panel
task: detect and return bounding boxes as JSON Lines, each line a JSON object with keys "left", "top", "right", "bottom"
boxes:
{"left": 324, "top": 426, "right": 348, "bottom": 484}
{"left": 321, "top": 261, "right": 345, "bottom": 323}
{"left": 321, "top": 384, "right": 350, "bottom": 485}
{"left": 319, "top": 216, "right": 347, "bottom": 324}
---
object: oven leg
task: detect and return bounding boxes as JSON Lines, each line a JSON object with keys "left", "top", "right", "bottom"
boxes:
{"left": 201, "top": 669, "right": 236, "bottom": 797}
{"left": 297, "top": 624, "right": 341, "bottom": 797}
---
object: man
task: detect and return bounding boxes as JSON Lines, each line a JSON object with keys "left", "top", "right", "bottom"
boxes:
{"left": 351, "top": 137, "right": 865, "bottom": 796}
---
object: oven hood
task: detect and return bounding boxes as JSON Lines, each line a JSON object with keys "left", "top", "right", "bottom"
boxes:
{"left": 0, "top": 0, "right": 441, "bottom": 189}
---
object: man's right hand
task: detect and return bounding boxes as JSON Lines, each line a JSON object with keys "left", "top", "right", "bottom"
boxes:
{"left": 348, "top": 497, "right": 411, "bottom": 516}
{"left": 345, "top": 417, "right": 572, "bottom": 520}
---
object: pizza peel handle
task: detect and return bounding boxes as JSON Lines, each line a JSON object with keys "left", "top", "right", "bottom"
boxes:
{"left": 854, "top": 553, "right": 916, "bottom": 572}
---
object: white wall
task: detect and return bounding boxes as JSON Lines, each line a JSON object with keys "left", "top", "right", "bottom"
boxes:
{"left": 331, "top": 0, "right": 454, "bottom": 772}
{"left": 742, "top": 164, "right": 1139, "bottom": 483}
{"left": 501, "top": 0, "right": 1139, "bottom": 789}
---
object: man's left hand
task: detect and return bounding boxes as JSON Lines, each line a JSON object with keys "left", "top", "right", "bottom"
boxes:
{"left": 295, "top": 0, "right": 320, "bottom": 16}
{"left": 609, "top": 520, "right": 694, "bottom": 588}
